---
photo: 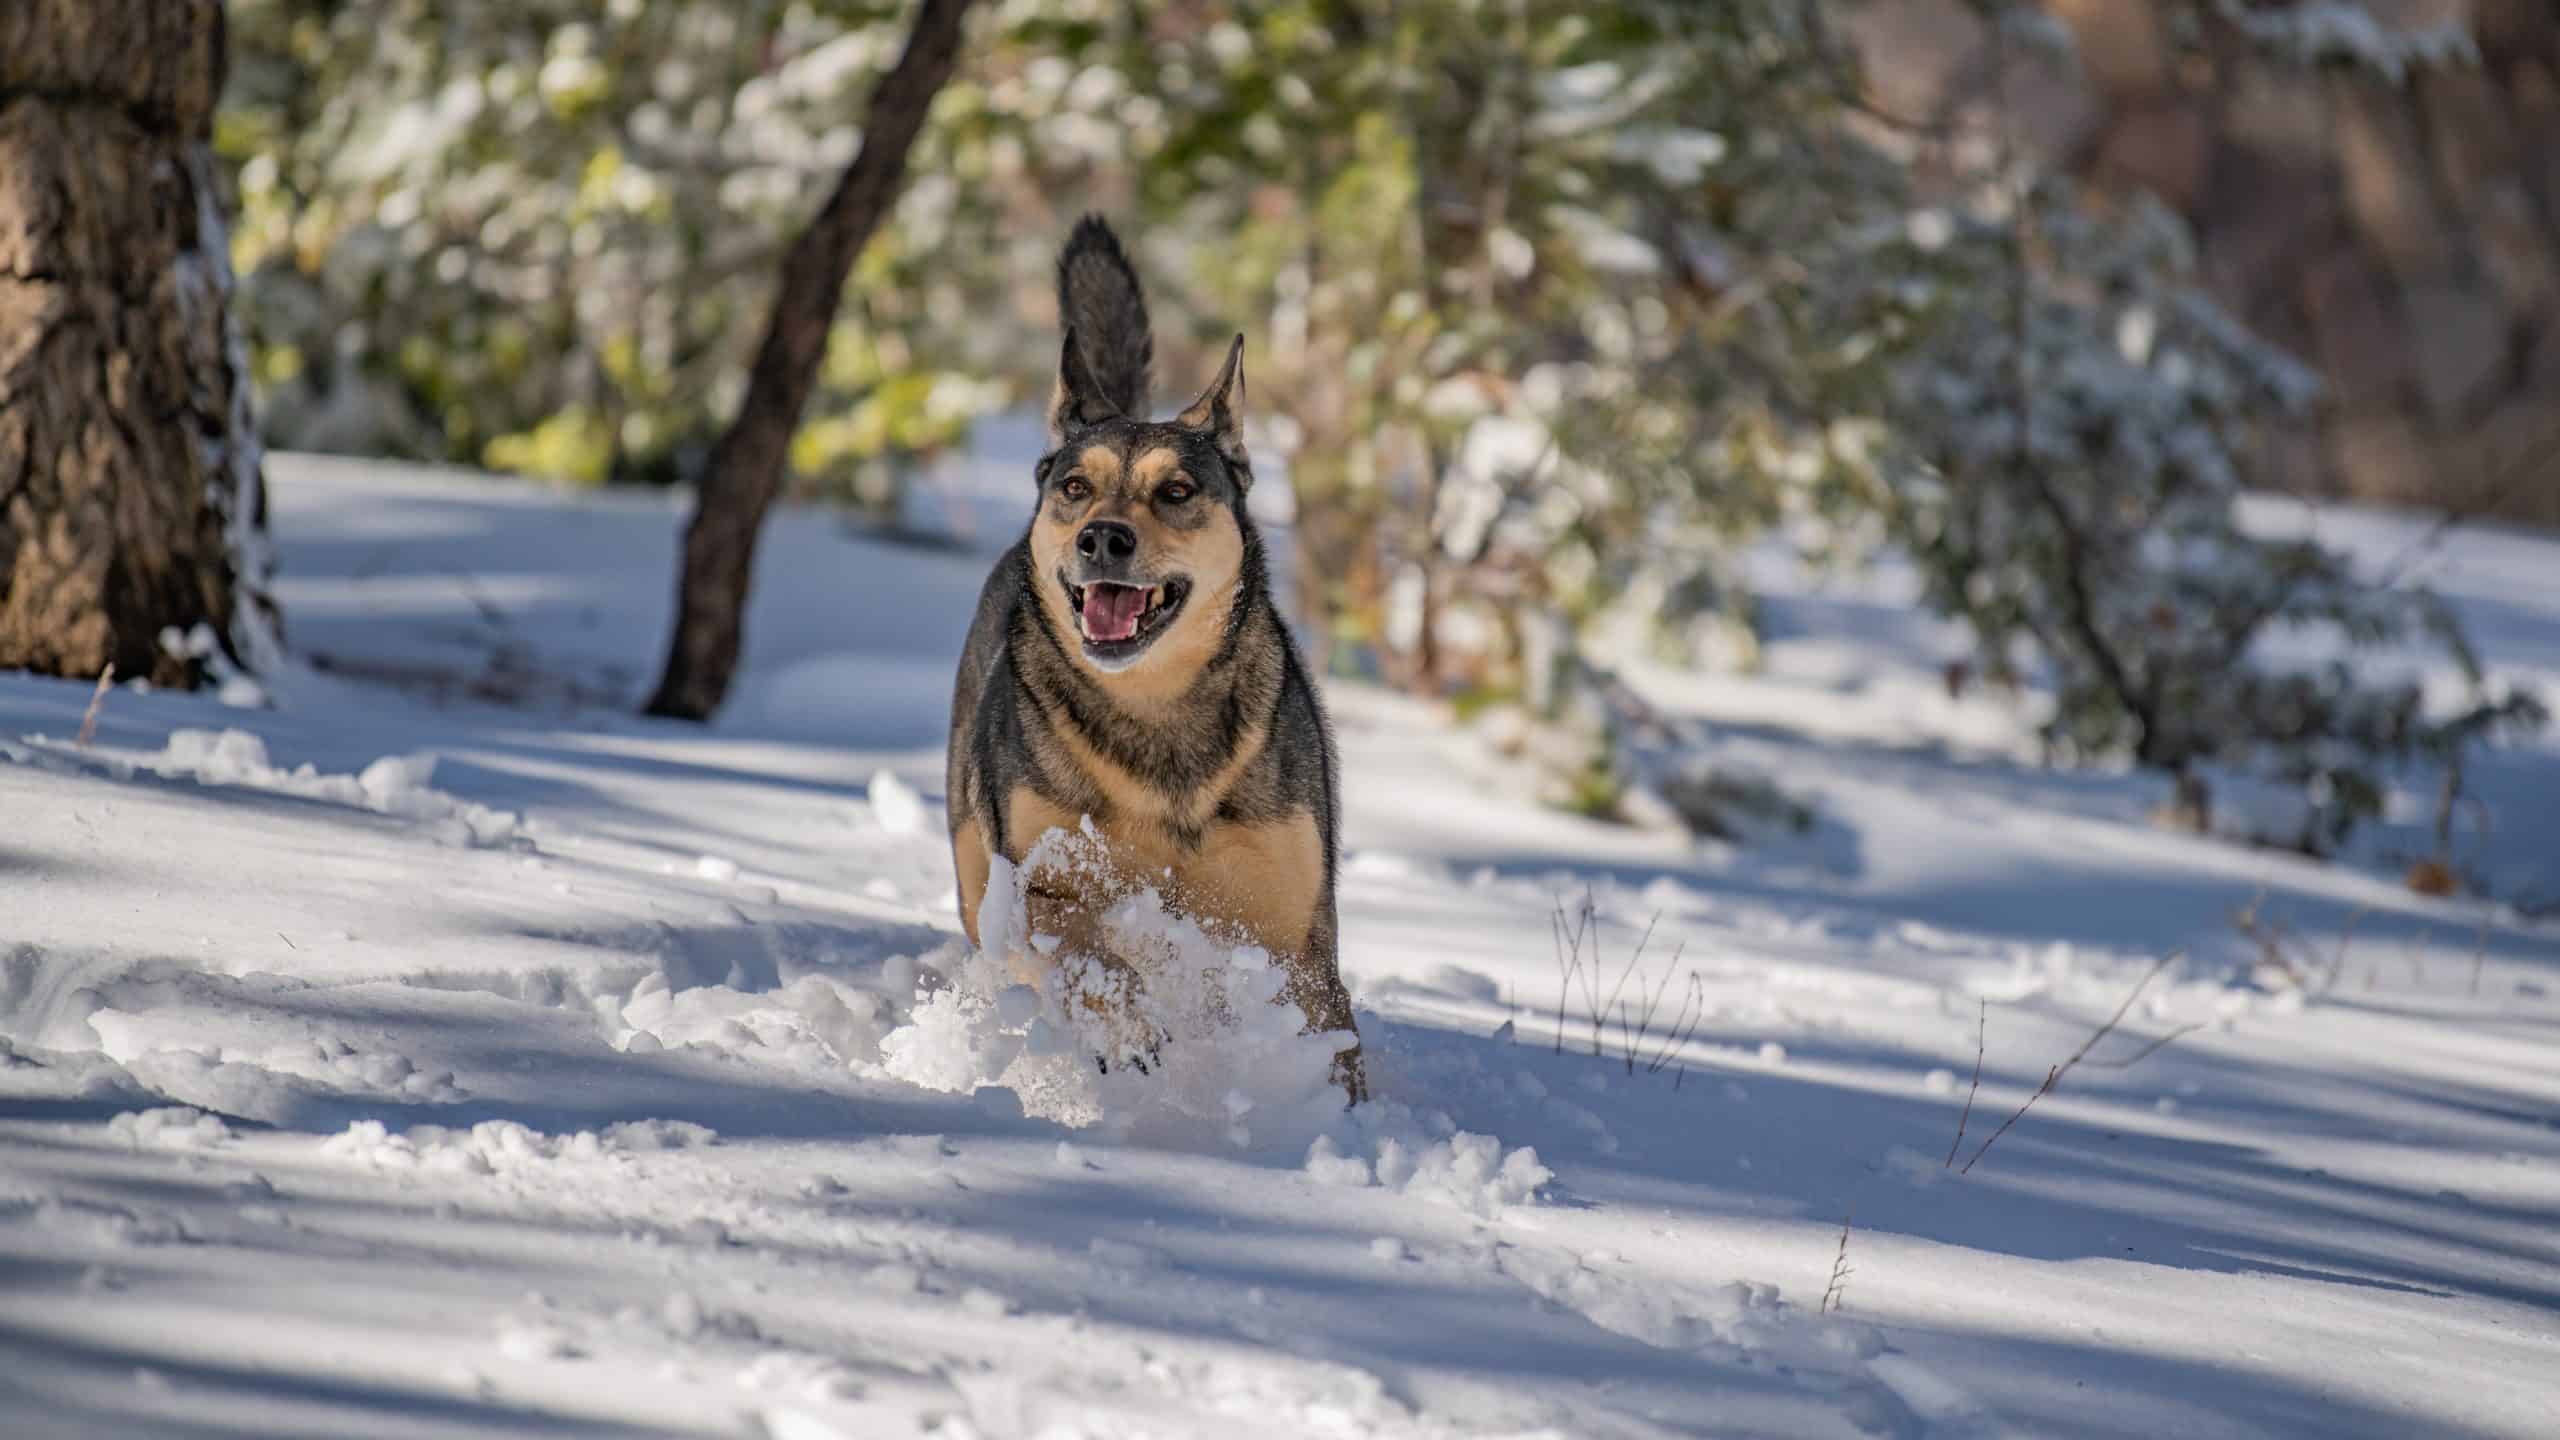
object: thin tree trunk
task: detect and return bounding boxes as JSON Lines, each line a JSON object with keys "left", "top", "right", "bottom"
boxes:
{"left": 644, "top": 0, "right": 975, "bottom": 720}
{"left": 0, "top": 0, "right": 276, "bottom": 687}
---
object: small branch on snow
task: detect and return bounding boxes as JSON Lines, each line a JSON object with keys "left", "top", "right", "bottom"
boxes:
{"left": 1944, "top": 999, "right": 1985, "bottom": 1169}
{"left": 1961, "top": 951, "right": 2185, "bottom": 1176}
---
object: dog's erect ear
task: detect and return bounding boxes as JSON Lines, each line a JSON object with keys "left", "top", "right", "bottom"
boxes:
{"left": 1176, "top": 334, "right": 1250, "bottom": 484}
{"left": 1056, "top": 217, "right": 1151, "bottom": 409}
{"left": 1047, "top": 329, "right": 1123, "bottom": 447}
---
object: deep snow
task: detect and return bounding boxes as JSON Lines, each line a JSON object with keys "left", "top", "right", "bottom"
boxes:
{"left": 2, "top": 453, "right": 2556, "bottom": 1438}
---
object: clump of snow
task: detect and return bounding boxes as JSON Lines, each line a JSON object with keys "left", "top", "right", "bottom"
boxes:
{"left": 602, "top": 1118, "right": 719, "bottom": 1151}
{"left": 1302, "top": 1135, "right": 1376, "bottom": 1188}
{"left": 148, "top": 729, "right": 520, "bottom": 847}
{"left": 494, "top": 1319, "right": 583, "bottom": 1363}
{"left": 881, "top": 825, "right": 1355, "bottom": 1150}
{"left": 867, "top": 769, "right": 926, "bottom": 835}
{"left": 615, "top": 968, "right": 895, "bottom": 1067}
{"left": 1499, "top": 1245, "right": 1822, "bottom": 1361}
{"left": 1304, "top": 1114, "right": 1551, "bottom": 1219}
{"left": 107, "top": 1107, "right": 233, "bottom": 1149}
{"left": 959, "top": 1286, "right": 1016, "bottom": 1318}
{"left": 158, "top": 622, "right": 270, "bottom": 709}
{"left": 739, "top": 1351, "right": 866, "bottom": 1406}
{"left": 322, "top": 1118, "right": 683, "bottom": 1174}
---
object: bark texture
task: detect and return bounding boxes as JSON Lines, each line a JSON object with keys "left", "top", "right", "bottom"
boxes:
{"left": 0, "top": 0, "right": 274, "bottom": 686}
{"left": 1853, "top": 0, "right": 2560, "bottom": 527}
{"left": 645, "top": 0, "right": 977, "bottom": 720}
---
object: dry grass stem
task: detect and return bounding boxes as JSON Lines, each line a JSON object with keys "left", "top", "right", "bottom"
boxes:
{"left": 1961, "top": 951, "right": 2186, "bottom": 1175}
{"left": 75, "top": 663, "right": 115, "bottom": 747}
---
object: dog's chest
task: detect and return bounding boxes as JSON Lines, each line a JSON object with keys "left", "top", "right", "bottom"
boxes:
{"left": 1005, "top": 784, "right": 1321, "bottom": 959}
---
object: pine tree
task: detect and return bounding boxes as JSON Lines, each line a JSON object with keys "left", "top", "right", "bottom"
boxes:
{"left": 0, "top": 0, "right": 279, "bottom": 687}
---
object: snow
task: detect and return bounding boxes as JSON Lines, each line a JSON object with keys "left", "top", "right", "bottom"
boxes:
{"left": 2220, "top": 0, "right": 2478, "bottom": 84}
{"left": 2, "top": 454, "right": 2557, "bottom": 1437}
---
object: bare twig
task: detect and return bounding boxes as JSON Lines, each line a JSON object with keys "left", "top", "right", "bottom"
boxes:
{"left": 1551, "top": 898, "right": 1591, "bottom": 1055}
{"left": 1549, "top": 892, "right": 1710, "bottom": 1083}
{"left": 2469, "top": 918, "right": 2491, "bottom": 998}
{"left": 1585, "top": 909, "right": 1660, "bottom": 1059}
{"left": 1962, "top": 952, "right": 2184, "bottom": 1175}
{"left": 1615, "top": 935, "right": 1687, "bottom": 1075}
{"left": 75, "top": 663, "right": 115, "bottom": 747}
{"left": 1945, "top": 999, "right": 1986, "bottom": 1168}
{"left": 1643, "top": 970, "right": 1709, "bottom": 1074}
{"left": 2080, "top": 1023, "right": 2203, "bottom": 1070}
{"left": 1820, "top": 1204, "right": 1856, "bottom": 1315}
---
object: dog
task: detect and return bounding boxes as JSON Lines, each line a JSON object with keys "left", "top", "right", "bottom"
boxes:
{"left": 945, "top": 215, "right": 1364, "bottom": 1102}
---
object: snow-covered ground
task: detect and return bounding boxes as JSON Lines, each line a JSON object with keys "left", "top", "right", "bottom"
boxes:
{"left": 4, "top": 454, "right": 2556, "bottom": 1439}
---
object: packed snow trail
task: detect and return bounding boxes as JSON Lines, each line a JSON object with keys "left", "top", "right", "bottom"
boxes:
{"left": 3, "top": 455, "right": 2557, "bottom": 1438}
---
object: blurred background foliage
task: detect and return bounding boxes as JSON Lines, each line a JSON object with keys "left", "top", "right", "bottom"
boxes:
{"left": 218, "top": 0, "right": 2554, "bottom": 850}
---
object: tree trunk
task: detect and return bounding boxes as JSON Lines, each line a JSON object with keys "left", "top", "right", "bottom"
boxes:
{"left": 644, "top": 0, "right": 976, "bottom": 721}
{"left": 0, "top": 0, "right": 277, "bottom": 688}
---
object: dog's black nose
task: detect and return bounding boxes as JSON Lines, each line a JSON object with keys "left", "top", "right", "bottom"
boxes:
{"left": 1076, "top": 521, "right": 1137, "bottom": 566}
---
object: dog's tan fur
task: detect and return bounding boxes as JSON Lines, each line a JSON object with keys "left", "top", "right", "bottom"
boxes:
{"left": 1025, "top": 443, "right": 1247, "bottom": 710}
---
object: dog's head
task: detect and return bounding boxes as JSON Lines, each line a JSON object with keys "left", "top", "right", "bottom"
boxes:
{"left": 1027, "top": 221, "right": 1258, "bottom": 688}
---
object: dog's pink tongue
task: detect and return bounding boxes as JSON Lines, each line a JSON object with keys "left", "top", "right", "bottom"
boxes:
{"left": 1082, "top": 584, "right": 1146, "bottom": 642}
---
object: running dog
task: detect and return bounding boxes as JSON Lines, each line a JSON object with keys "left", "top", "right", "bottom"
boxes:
{"left": 945, "top": 216, "right": 1364, "bottom": 1101}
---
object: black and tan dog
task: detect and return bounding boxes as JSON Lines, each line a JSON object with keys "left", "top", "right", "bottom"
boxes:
{"left": 945, "top": 216, "right": 1364, "bottom": 1101}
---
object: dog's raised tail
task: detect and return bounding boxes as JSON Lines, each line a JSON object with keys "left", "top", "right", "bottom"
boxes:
{"left": 1056, "top": 215, "right": 1153, "bottom": 419}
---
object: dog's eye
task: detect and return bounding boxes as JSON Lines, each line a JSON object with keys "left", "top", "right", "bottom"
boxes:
{"left": 1159, "top": 481, "right": 1196, "bottom": 505}
{"left": 1058, "top": 475, "right": 1092, "bottom": 502}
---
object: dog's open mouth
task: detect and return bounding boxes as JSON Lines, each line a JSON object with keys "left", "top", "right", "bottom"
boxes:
{"left": 1063, "top": 575, "right": 1188, "bottom": 664}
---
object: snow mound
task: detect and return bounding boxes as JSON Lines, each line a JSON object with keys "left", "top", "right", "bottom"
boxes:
{"left": 614, "top": 969, "right": 899, "bottom": 1068}
{"left": 149, "top": 728, "right": 521, "bottom": 846}
{"left": 1304, "top": 1113, "right": 1550, "bottom": 1218}
{"left": 323, "top": 1117, "right": 714, "bottom": 1174}
{"left": 1497, "top": 1248, "right": 1875, "bottom": 1375}
{"left": 106, "top": 1106, "right": 234, "bottom": 1150}
{"left": 881, "top": 825, "right": 1355, "bottom": 1150}
{"left": 866, "top": 768, "right": 926, "bottom": 835}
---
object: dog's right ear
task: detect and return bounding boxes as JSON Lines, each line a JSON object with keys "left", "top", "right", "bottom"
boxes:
{"left": 1047, "top": 329, "right": 1123, "bottom": 447}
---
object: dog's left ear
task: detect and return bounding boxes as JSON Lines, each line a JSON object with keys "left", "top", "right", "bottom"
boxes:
{"left": 1176, "top": 333, "right": 1250, "bottom": 486}
{"left": 1048, "top": 328, "right": 1124, "bottom": 447}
